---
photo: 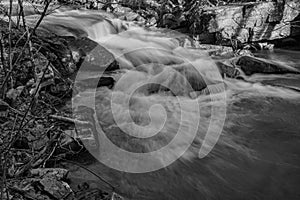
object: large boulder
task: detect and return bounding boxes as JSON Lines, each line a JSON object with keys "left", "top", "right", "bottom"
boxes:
{"left": 236, "top": 55, "right": 300, "bottom": 75}
{"left": 194, "top": 0, "right": 300, "bottom": 44}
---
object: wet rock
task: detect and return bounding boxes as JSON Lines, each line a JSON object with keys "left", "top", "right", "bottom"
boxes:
{"left": 67, "top": 37, "right": 117, "bottom": 72}
{"left": 69, "top": 37, "right": 118, "bottom": 90}
{"left": 216, "top": 59, "right": 241, "bottom": 78}
{"left": 32, "top": 27, "right": 116, "bottom": 78}
{"left": 236, "top": 55, "right": 300, "bottom": 76}
{"left": 31, "top": 29, "right": 118, "bottom": 92}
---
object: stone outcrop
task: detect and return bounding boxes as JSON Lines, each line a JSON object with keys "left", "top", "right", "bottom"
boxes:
{"left": 195, "top": 0, "right": 300, "bottom": 44}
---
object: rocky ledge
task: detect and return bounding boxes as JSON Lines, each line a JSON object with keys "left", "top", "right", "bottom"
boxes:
{"left": 193, "top": 0, "right": 300, "bottom": 44}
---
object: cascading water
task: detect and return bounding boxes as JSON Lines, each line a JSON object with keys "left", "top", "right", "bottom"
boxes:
{"left": 26, "top": 9, "right": 300, "bottom": 200}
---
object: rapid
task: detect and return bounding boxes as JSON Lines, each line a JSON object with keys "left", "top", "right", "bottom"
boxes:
{"left": 24, "top": 8, "right": 300, "bottom": 200}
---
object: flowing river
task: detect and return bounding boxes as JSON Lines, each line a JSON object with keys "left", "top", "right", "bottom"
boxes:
{"left": 24, "top": 8, "right": 300, "bottom": 200}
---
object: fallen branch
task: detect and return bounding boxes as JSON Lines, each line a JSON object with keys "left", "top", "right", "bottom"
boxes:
{"left": 49, "top": 114, "right": 91, "bottom": 126}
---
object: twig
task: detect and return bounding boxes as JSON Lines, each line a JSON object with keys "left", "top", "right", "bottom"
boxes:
{"left": 205, "top": 0, "right": 216, "bottom": 7}
{"left": 19, "top": 62, "right": 51, "bottom": 130}
{"left": 0, "top": 153, "right": 9, "bottom": 200}
{"left": 0, "top": 0, "right": 52, "bottom": 92}
{"left": 32, "top": 0, "right": 52, "bottom": 35}
{"left": 16, "top": 2, "right": 21, "bottom": 28}
{"left": 13, "top": 31, "right": 27, "bottom": 49}
{"left": 0, "top": 99, "right": 34, "bottom": 118}
{"left": 8, "top": 0, "right": 13, "bottom": 88}
{"left": 18, "top": 0, "right": 36, "bottom": 71}
{"left": 49, "top": 114, "right": 91, "bottom": 126}
{"left": 0, "top": 34, "right": 5, "bottom": 73}
{"left": 0, "top": 38, "right": 30, "bottom": 93}
{"left": 14, "top": 130, "right": 60, "bottom": 177}
{"left": 3, "top": 62, "right": 50, "bottom": 156}
{"left": 0, "top": 154, "right": 4, "bottom": 200}
{"left": 0, "top": 32, "right": 6, "bottom": 98}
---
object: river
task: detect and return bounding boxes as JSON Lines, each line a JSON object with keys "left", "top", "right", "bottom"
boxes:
{"left": 23, "top": 8, "right": 300, "bottom": 200}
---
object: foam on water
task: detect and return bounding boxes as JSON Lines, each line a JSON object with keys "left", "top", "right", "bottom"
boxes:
{"left": 31, "top": 8, "right": 300, "bottom": 199}
{"left": 32, "top": 9, "right": 299, "bottom": 167}
{"left": 8, "top": 6, "right": 299, "bottom": 197}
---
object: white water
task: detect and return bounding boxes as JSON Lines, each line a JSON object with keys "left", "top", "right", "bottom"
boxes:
{"left": 23, "top": 8, "right": 300, "bottom": 199}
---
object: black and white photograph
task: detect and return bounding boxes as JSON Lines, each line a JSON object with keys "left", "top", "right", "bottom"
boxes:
{"left": 0, "top": 0, "right": 300, "bottom": 199}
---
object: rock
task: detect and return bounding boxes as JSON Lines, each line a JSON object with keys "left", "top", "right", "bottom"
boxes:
{"left": 9, "top": 168, "right": 75, "bottom": 200}
{"left": 58, "top": 129, "right": 86, "bottom": 154}
{"left": 38, "top": 177, "right": 73, "bottom": 199}
{"left": 32, "top": 29, "right": 118, "bottom": 91}
{"left": 67, "top": 37, "right": 117, "bottom": 72}
{"left": 235, "top": 49, "right": 253, "bottom": 56}
{"left": 236, "top": 55, "right": 300, "bottom": 75}
{"left": 243, "top": 42, "right": 274, "bottom": 51}
{"left": 114, "top": 5, "right": 144, "bottom": 22}
{"left": 6, "top": 86, "right": 25, "bottom": 106}
{"left": 68, "top": 37, "right": 118, "bottom": 90}
{"left": 30, "top": 168, "right": 68, "bottom": 180}
{"left": 216, "top": 60, "right": 240, "bottom": 78}
{"left": 193, "top": 1, "right": 300, "bottom": 44}
{"left": 195, "top": 44, "right": 234, "bottom": 57}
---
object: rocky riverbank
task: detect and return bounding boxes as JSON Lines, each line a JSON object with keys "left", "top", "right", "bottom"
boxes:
{"left": 64, "top": 0, "right": 300, "bottom": 48}
{"left": 0, "top": 18, "right": 122, "bottom": 199}
{"left": 0, "top": 1, "right": 300, "bottom": 200}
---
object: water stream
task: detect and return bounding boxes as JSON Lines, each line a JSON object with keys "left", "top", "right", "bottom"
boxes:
{"left": 25, "top": 9, "right": 300, "bottom": 200}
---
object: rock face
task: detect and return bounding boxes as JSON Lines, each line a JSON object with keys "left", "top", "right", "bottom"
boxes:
{"left": 195, "top": 0, "right": 300, "bottom": 44}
